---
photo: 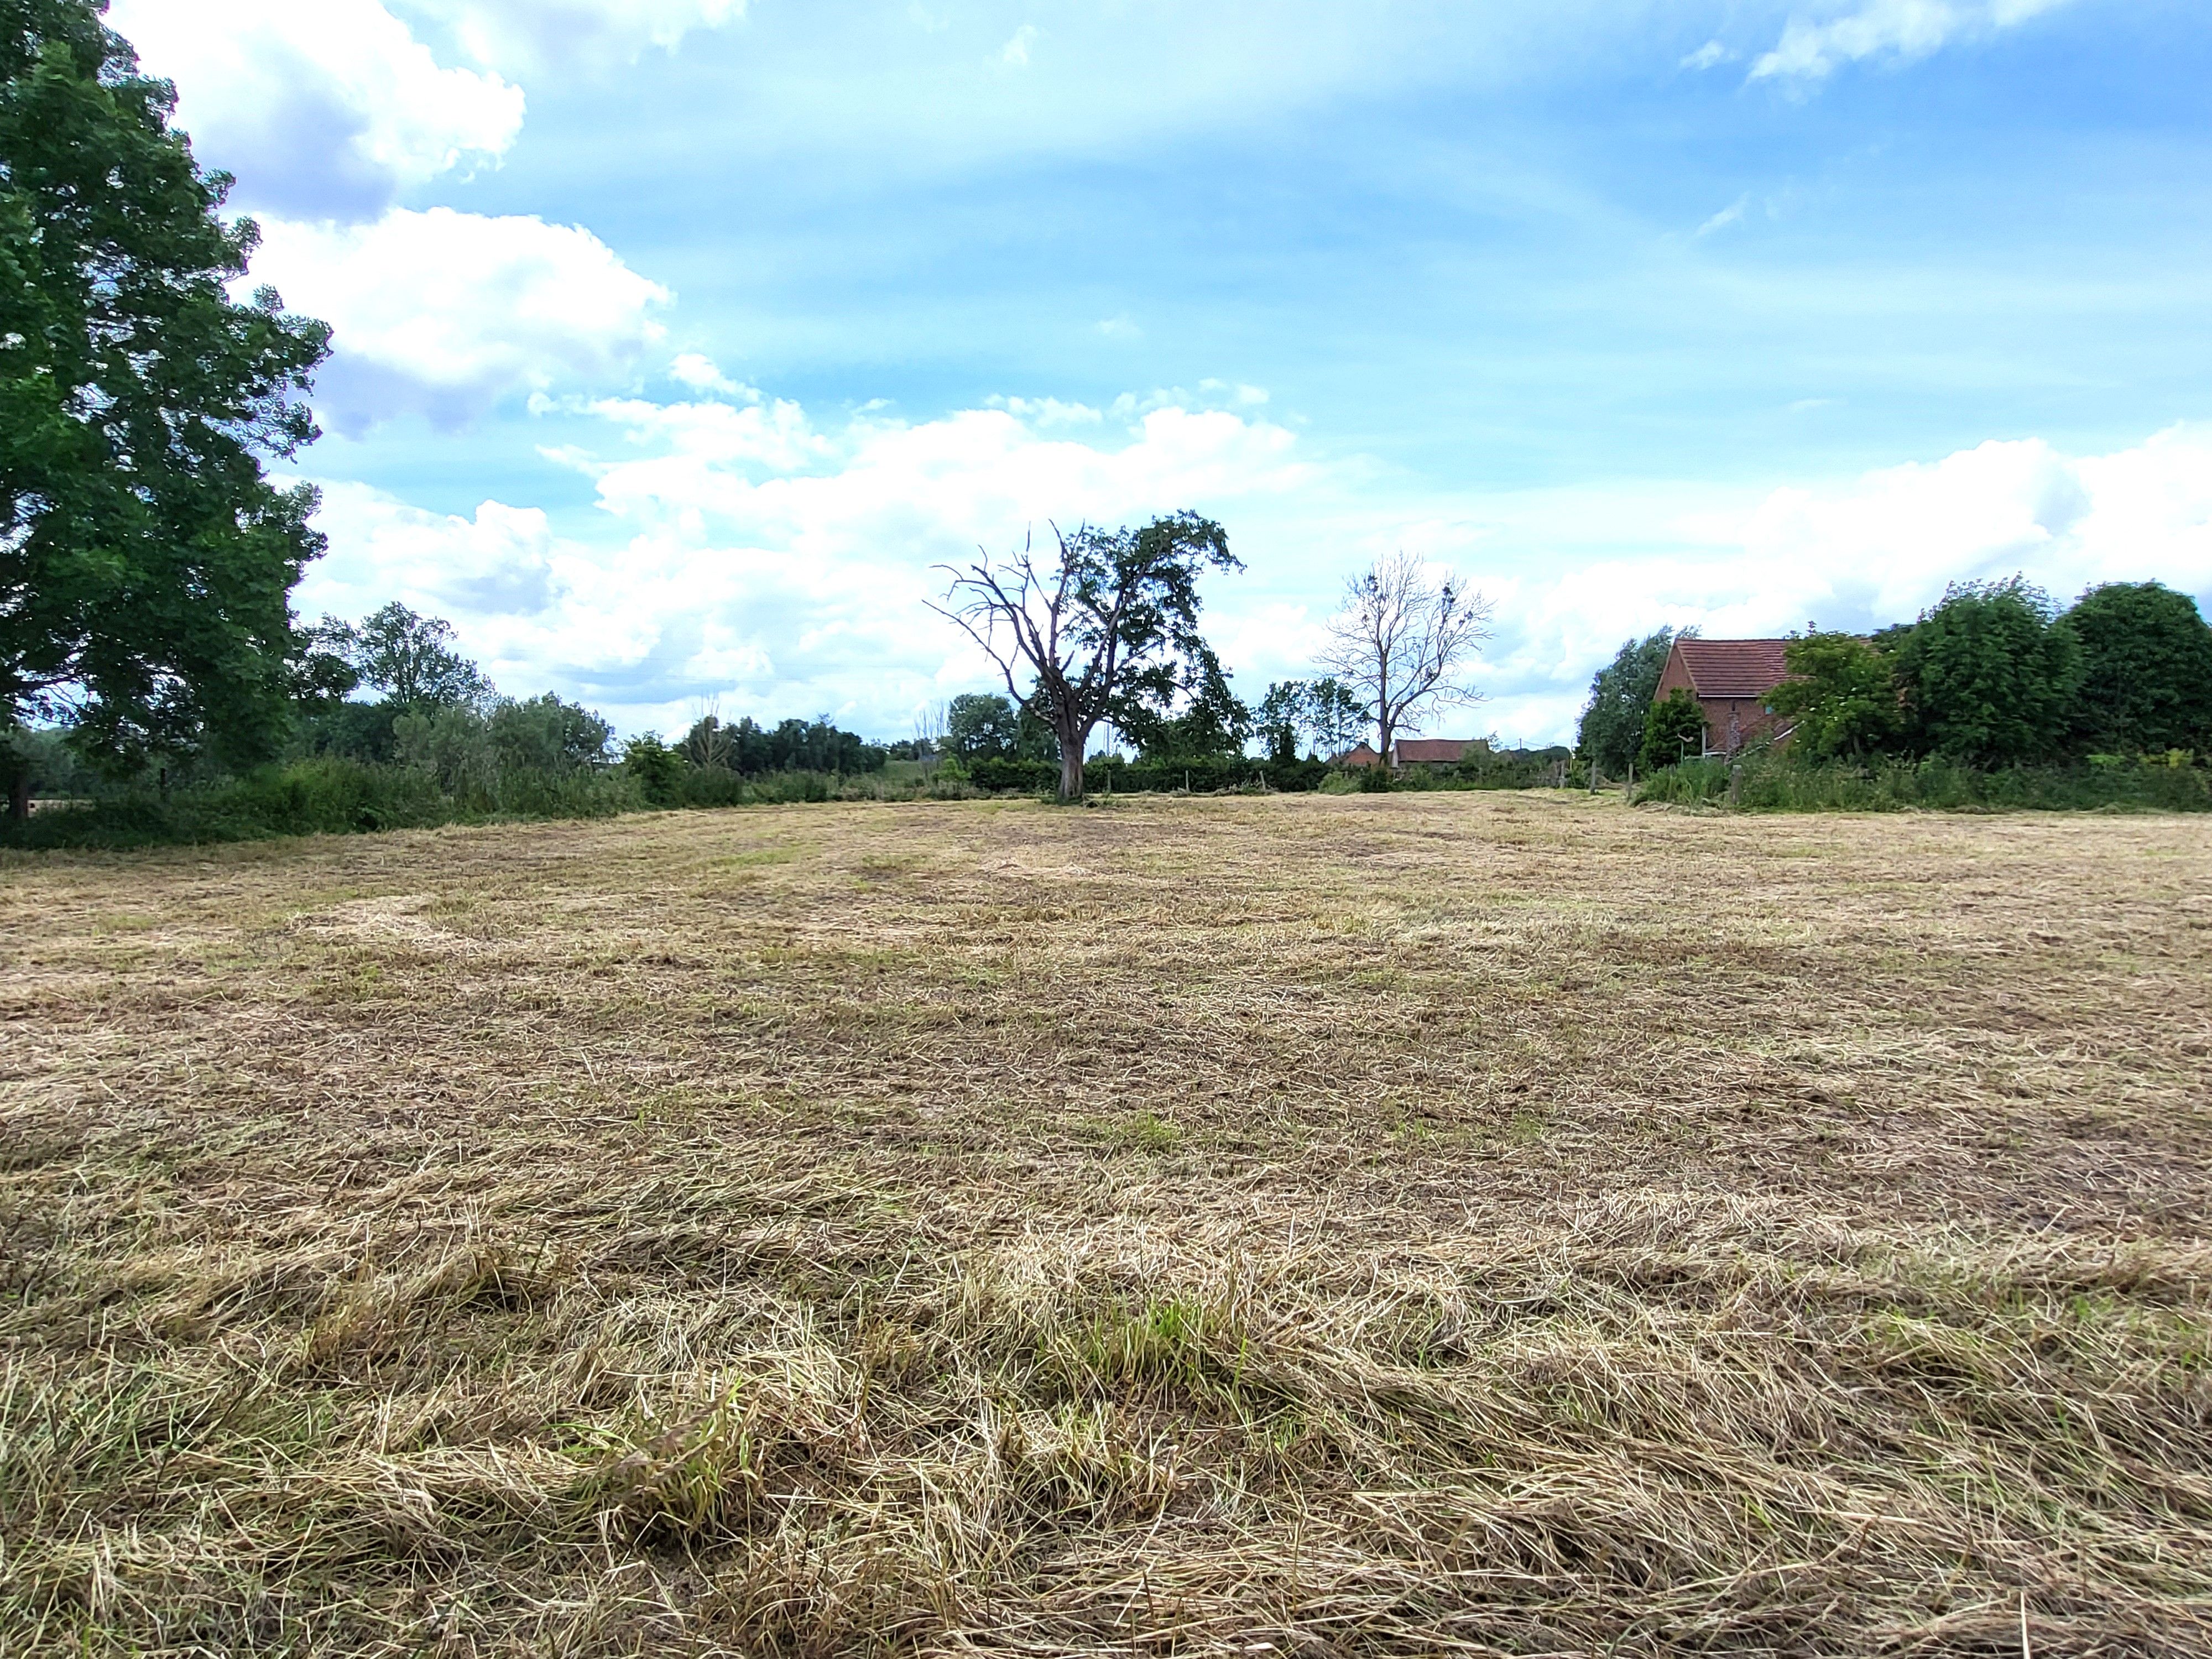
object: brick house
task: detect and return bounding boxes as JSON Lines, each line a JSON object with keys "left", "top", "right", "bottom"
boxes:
{"left": 1653, "top": 638, "right": 1793, "bottom": 758}
{"left": 1335, "top": 738, "right": 1483, "bottom": 769}
{"left": 1392, "top": 738, "right": 1480, "bottom": 766}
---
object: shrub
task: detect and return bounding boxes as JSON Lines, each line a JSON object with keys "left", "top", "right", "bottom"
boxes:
{"left": 1639, "top": 688, "right": 1707, "bottom": 774}
{"left": 2065, "top": 581, "right": 2212, "bottom": 756}
{"left": 622, "top": 735, "right": 688, "bottom": 807}
{"left": 1634, "top": 755, "right": 2212, "bottom": 814}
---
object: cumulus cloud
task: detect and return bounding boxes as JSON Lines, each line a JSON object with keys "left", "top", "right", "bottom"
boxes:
{"left": 301, "top": 388, "right": 1314, "bottom": 734}
{"left": 1750, "top": 0, "right": 2074, "bottom": 84}
{"left": 298, "top": 393, "right": 2212, "bottom": 747}
{"left": 248, "top": 208, "right": 670, "bottom": 429}
{"left": 109, "top": 0, "right": 523, "bottom": 219}
{"left": 1472, "top": 425, "right": 2212, "bottom": 742}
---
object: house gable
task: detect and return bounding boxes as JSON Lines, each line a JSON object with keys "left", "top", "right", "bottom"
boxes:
{"left": 1656, "top": 638, "right": 1794, "bottom": 757}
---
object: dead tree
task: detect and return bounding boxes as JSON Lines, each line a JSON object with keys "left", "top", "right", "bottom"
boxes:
{"left": 1318, "top": 551, "right": 1493, "bottom": 766}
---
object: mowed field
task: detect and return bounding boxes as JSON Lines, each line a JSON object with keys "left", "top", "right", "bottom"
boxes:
{"left": 3, "top": 794, "right": 2210, "bottom": 1657}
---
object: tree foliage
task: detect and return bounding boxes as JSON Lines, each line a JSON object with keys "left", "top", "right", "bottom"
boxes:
{"left": 941, "top": 691, "right": 1056, "bottom": 763}
{"left": 1576, "top": 628, "right": 1686, "bottom": 775}
{"left": 1, "top": 0, "right": 330, "bottom": 806}
{"left": 2065, "top": 581, "right": 2212, "bottom": 756}
{"left": 1767, "top": 629, "right": 1901, "bottom": 759}
{"left": 932, "top": 514, "right": 1240, "bottom": 799}
{"left": 1639, "top": 687, "right": 1707, "bottom": 773}
{"left": 1118, "top": 644, "right": 1250, "bottom": 761}
{"left": 1317, "top": 552, "right": 1491, "bottom": 762}
{"left": 1890, "top": 580, "right": 2080, "bottom": 767}
{"left": 1255, "top": 676, "right": 1367, "bottom": 761}
{"left": 324, "top": 603, "right": 493, "bottom": 711}
{"left": 680, "top": 713, "right": 886, "bottom": 776}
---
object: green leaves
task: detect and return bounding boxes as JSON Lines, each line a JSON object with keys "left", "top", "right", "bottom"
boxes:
{"left": 1, "top": 0, "right": 330, "bottom": 787}
{"left": 1769, "top": 631, "right": 1901, "bottom": 760}
{"left": 2065, "top": 582, "right": 2212, "bottom": 757}
{"left": 1578, "top": 628, "right": 1687, "bottom": 774}
{"left": 1639, "top": 686, "right": 1707, "bottom": 773}
{"left": 1890, "top": 581, "right": 2080, "bottom": 768}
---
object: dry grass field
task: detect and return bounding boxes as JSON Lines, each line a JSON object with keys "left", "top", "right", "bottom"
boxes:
{"left": 4, "top": 792, "right": 2210, "bottom": 1657}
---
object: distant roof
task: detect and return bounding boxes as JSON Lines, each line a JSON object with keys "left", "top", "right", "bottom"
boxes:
{"left": 1395, "top": 738, "right": 1475, "bottom": 763}
{"left": 1675, "top": 638, "right": 1791, "bottom": 700}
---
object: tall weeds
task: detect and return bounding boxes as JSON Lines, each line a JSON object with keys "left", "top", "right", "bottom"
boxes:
{"left": 1636, "top": 754, "right": 2212, "bottom": 812}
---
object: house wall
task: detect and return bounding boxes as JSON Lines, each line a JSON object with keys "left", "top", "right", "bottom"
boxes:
{"left": 1654, "top": 645, "right": 1787, "bottom": 758}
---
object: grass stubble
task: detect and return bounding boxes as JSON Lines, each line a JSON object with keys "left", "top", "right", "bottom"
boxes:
{"left": 2, "top": 792, "right": 2209, "bottom": 1656}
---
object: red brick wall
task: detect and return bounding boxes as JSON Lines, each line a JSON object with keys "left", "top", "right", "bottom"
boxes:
{"left": 1654, "top": 643, "right": 1786, "bottom": 757}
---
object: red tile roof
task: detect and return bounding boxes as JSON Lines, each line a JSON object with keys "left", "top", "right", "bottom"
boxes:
{"left": 1394, "top": 738, "right": 1474, "bottom": 764}
{"left": 1676, "top": 638, "right": 1791, "bottom": 700}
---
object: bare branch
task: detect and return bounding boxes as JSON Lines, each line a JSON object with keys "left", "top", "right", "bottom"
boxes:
{"left": 1317, "top": 550, "right": 1494, "bottom": 761}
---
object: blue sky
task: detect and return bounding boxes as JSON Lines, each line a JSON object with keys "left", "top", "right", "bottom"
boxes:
{"left": 111, "top": 1, "right": 2212, "bottom": 743}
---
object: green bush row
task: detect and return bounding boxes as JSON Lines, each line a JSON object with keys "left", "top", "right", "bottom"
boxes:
{"left": 2, "top": 759, "right": 641, "bottom": 850}
{"left": 959, "top": 756, "right": 1334, "bottom": 794}
{"left": 1634, "top": 754, "right": 2212, "bottom": 813}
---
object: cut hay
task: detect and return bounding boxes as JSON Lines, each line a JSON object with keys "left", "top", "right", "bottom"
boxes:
{"left": 3, "top": 793, "right": 2208, "bottom": 1654}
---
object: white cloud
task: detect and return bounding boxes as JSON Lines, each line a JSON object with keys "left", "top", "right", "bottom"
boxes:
{"left": 1696, "top": 195, "right": 1750, "bottom": 236}
{"left": 668, "top": 353, "right": 743, "bottom": 395}
{"left": 248, "top": 208, "right": 670, "bottom": 429}
{"left": 109, "top": 0, "right": 523, "bottom": 218}
{"left": 1681, "top": 40, "right": 1733, "bottom": 71}
{"left": 997, "top": 24, "right": 1041, "bottom": 68}
{"left": 1470, "top": 425, "right": 2212, "bottom": 742}
{"left": 1750, "top": 0, "right": 2075, "bottom": 84}
{"left": 300, "top": 398, "right": 2212, "bottom": 747}
{"left": 400, "top": 0, "right": 748, "bottom": 71}
{"left": 303, "top": 389, "right": 1314, "bottom": 734}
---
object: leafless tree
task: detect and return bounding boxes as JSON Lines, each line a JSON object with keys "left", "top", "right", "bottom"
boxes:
{"left": 929, "top": 514, "right": 1237, "bottom": 800}
{"left": 681, "top": 698, "right": 735, "bottom": 770}
{"left": 1318, "top": 551, "right": 1493, "bottom": 765}
{"left": 912, "top": 700, "right": 947, "bottom": 772}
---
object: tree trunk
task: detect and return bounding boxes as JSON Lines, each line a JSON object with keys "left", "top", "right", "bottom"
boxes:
{"left": 7, "top": 764, "right": 28, "bottom": 823}
{"left": 1056, "top": 718, "right": 1089, "bottom": 801}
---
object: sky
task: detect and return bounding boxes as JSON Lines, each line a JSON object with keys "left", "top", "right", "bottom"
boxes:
{"left": 108, "top": 0, "right": 2212, "bottom": 745}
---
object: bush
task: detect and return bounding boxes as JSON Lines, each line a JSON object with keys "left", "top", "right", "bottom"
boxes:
{"left": 622, "top": 734, "right": 688, "bottom": 807}
{"left": 1640, "top": 688, "right": 1708, "bottom": 774}
{"left": 1634, "top": 754, "right": 2212, "bottom": 813}
{"left": 0, "top": 758, "right": 639, "bottom": 851}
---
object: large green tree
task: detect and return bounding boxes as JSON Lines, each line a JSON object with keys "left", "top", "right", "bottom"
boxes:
{"left": 326, "top": 603, "right": 493, "bottom": 711}
{"left": 2063, "top": 581, "right": 2212, "bottom": 756}
{"left": 1767, "top": 629, "right": 1901, "bottom": 759}
{"left": 933, "top": 513, "right": 1239, "bottom": 799}
{"left": 1577, "top": 627, "right": 1688, "bottom": 776}
{"left": 1890, "top": 580, "right": 2080, "bottom": 766}
{"left": 1, "top": 0, "right": 328, "bottom": 815}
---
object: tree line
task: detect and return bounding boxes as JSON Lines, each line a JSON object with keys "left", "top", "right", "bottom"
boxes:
{"left": 1577, "top": 577, "right": 2212, "bottom": 778}
{"left": 930, "top": 523, "right": 1491, "bottom": 799}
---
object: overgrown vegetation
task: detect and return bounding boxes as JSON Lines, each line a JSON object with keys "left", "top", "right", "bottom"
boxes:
{"left": 1636, "top": 750, "right": 2212, "bottom": 812}
{"left": 1585, "top": 579, "right": 2212, "bottom": 811}
{"left": 4, "top": 795, "right": 2207, "bottom": 1652}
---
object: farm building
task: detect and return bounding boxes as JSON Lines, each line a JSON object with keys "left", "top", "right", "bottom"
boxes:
{"left": 1335, "top": 738, "right": 1485, "bottom": 769}
{"left": 1654, "top": 637, "right": 1793, "bottom": 758}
